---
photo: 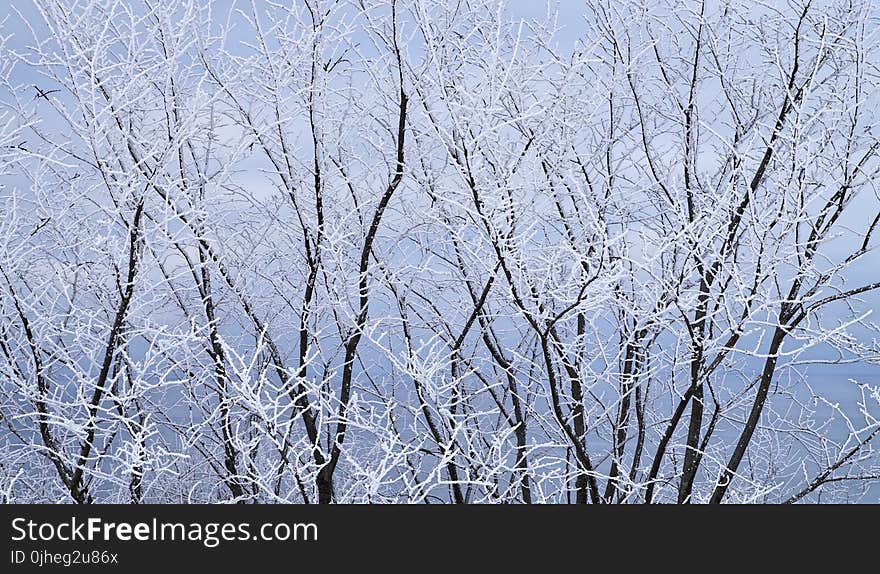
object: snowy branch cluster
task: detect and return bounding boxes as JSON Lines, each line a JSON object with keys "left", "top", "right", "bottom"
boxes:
{"left": 1, "top": 0, "right": 879, "bottom": 503}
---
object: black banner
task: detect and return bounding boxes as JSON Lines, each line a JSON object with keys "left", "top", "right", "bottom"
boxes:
{"left": 1, "top": 504, "right": 876, "bottom": 570}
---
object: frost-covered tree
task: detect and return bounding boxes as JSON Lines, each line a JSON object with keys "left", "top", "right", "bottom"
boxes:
{"left": 1, "top": 0, "right": 878, "bottom": 503}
